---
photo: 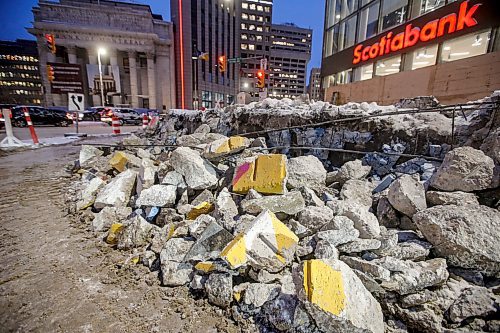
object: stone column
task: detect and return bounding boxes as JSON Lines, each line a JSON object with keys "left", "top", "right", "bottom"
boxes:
{"left": 67, "top": 46, "right": 77, "bottom": 64}
{"left": 128, "top": 51, "right": 139, "bottom": 108}
{"left": 108, "top": 50, "right": 121, "bottom": 105}
{"left": 37, "top": 39, "right": 53, "bottom": 107}
{"left": 146, "top": 52, "right": 157, "bottom": 110}
{"left": 87, "top": 49, "right": 101, "bottom": 106}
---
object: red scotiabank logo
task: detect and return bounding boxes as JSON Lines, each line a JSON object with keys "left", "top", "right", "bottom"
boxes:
{"left": 353, "top": 1, "right": 480, "bottom": 65}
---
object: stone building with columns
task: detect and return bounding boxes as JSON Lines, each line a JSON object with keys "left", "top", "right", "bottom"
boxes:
{"left": 29, "top": 0, "right": 175, "bottom": 111}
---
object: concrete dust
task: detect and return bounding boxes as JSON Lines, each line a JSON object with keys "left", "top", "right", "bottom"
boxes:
{"left": 0, "top": 141, "right": 240, "bottom": 333}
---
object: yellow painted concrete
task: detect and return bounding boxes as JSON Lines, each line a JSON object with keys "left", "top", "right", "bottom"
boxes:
{"left": 213, "top": 136, "right": 248, "bottom": 155}
{"left": 233, "top": 291, "right": 242, "bottom": 302}
{"left": 195, "top": 261, "right": 216, "bottom": 273}
{"left": 271, "top": 214, "right": 299, "bottom": 263}
{"left": 109, "top": 151, "right": 129, "bottom": 172}
{"left": 220, "top": 234, "right": 247, "bottom": 269}
{"left": 186, "top": 202, "right": 214, "bottom": 220}
{"left": 233, "top": 154, "right": 287, "bottom": 195}
{"left": 106, "top": 223, "right": 124, "bottom": 245}
{"left": 303, "top": 259, "right": 346, "bottom": 316}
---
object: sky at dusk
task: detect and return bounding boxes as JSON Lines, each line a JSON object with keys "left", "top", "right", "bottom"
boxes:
{"left": 0, "top": 0, "right": 325, "bottom": 73}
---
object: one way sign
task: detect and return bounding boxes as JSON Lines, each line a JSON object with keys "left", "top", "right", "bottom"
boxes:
{"left": 68, "top": 93, "right": 84, "bottom": 111}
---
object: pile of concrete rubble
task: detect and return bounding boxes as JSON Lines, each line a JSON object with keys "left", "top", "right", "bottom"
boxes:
{"left": 69, "top": 94, "right": 499, "bottom": 333}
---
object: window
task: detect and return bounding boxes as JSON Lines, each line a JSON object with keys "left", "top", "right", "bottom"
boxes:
{"left": 242, "top": 13, "right": 248, "bottom": 20}
{"left": 420, "top": 0, "right": 445, "bottom": 15}
{"left": 241, "top": 23, "right": 247, "bottom": 30}
{"left": 358, "top": 63, "right": 373, "bottom": 81}
{"left": 242, "top": 34, "right": 248, "bottom": 40}
{"left": 440, "top": 30, "right": 491, "bottom": 63}
{"left": 249, "top": 44, "right": 255, "bottom": 51}
{"left": 341, "top": 15, "right": 357, "bottom": 49}
{"left": 375, "top": 55, "right": 401, "bottom": 76}
{"left": 381, "top": 0, "right": 408, "bottom": 31}
{"left": 341, "top": 0, "right": 359, "bottom": 20}
{"left": 358, "top": 1, "right": 379, "bottom": 42}
{"left": 409, "top": 44, "right": 438, "bottom": 70}
{"left": 242, "top": 3, "right": 248, "bottom": 9}
{"left": 336, "top": 69, "right": 353, "bottom": 85}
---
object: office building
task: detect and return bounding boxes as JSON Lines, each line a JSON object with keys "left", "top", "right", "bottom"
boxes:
{"left": 321, "top": 0, "right": 500, "bottom": 105}
{"left": 269, "top": 23, "right": 312, "bottom": 98}
{"left": 239, "top": 0, "right": 274, "bottom": 96}
{"left": 308, "top": 67, "right": 322, "bottom": 101}
{"left": 0, "top": 39, "right": 43, "bottom": 106}
{"left": 171, "top": 0, "right": 240, "bottom": 110}
{"left": 29, "top": 0, "right": 175, "bottom": 110}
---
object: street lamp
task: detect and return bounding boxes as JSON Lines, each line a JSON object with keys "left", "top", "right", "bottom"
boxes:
{"left": 97, "top": 47, "right": 106, "bottom": 106}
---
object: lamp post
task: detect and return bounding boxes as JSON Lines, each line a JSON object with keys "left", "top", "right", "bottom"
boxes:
{"left": 97, "top": 47, "right": 106, "bottom": 106}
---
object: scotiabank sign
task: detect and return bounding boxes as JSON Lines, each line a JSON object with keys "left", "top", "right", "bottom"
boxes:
{"left": 321, "top": 0, "right": 500, "bottom": 76}
{"left": 353, "top": 1, "right": 479, "bottom": 65}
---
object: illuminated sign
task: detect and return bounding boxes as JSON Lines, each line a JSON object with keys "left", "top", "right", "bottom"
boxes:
{"left": 353, "top": 1, "right": 480, "bottom": 65}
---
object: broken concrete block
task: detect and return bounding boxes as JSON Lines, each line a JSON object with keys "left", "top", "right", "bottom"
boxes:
{"left": 77, "top": 177, "right": 105, "bottom": 210}
{"left": 171, "top": 147, "right": 218, "bottom": 190}
{"left": 191, "top": 189, "right": 215, "bottom": 206}
{"left": 448, "top": 286, "right": 497, "bottom": 323}
{"left": 335, "top": 201, "right": 381, "bottom": 239}
{"left": 376, "top": 197, "right": 400, "bottom": 228}
{"left": 205, "top": 273, "right": 232, "bottom": 308}
{"left": 426, "top": 191, "right": 479, "bottom": 206}
{"left": 203, "top": 136, "right": 250, "bottom": 159}
{"left": 109, "top": 151, "right": 129, "bottom": 172}
{"left": 388, "top": 175, "right": 427, "bottom": 218}
{"left": 188, "top": 214, "right": 216, "bottom": 238}
{"left": 232, "top": 154, "right": 287, "bottom": 195}
{"left": 243, "top": 283, "right": 281, "bottom": 308}
{"left": 414, "top": 205, "right": 500, "bottom": 276}
{"left": 338, "top": 238, "right": 382, "bottom": 253}
{"left": 106, "top": 223, "right": 124, "bottom": 245}
{"left": 92, "top": 206, "right": 132, "bottom": 232}
{"left": 94, "top": 169, "right": 137, "bottom": 209}
{"left": 220, "top": 210, "right": 298, "bottom": 272}
{"left": 297, "top": 259, "right": 384, "bottom": 333}
{"left": 377, "top": 257, "right": 449, "bottom": 295}
{"left": 314, "top": 239, "right": 339, "bottom": 260}
{"left": 117, "top": 215, "right": 155, "bottom": 250}
{"left": 297, "top": 206, "right": 334, "bottom": 232}
{"left": 159, "top": 237, "right": 194, "bottom": 286}
{"left": 214, "top": 187, "right": 239, "bottom": 231}
{"left": 160, "top": 261, "right": 193, "bottom": 287}
{"left": 297, "top": 186, "right": 325, "bottom": 207}
{"left": 340, "top": 256, "right": 390, "bottom": 282}
{"left": 184, "top": 221, "right": 233, "bottom": 261}
{"left": 340, "top": 179, "right": 374, "bottom": 208}
{"left": 241, "top": 191, "right": 305, "bottom": 216}
{"left": 263, "top": 293, "right": 300, "bottom": 331}
{"left": 334, "top": 159, "right": 372, "bottom": 184}
{"left": 161, "top": 170, "right": 186, "bottom": 189}
{"left": 79, "top": 145, "right": 104, "bottom": 167}
{"left": 430, "top": 147, "right": 496, "bottom": 192}
{"left": 136, "top": 185, "right": 177, "bottom": 207}
{"left": 139, "top": 158, "right": 157, "bottom": 190}
{"left": 186, "top": 201, "right": 214, "bottom": 220}
{"left": 287, "top": 155, "right": 326, "bottom": 190}
{"left": 316, "top": 216, "right": 359, "bottom": 247}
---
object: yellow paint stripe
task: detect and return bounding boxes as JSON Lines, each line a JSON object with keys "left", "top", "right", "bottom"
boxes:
{"left": 220, "top": 234, "right": 247, "bottom": 268}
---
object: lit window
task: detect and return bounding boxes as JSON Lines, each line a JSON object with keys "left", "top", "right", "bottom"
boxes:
{"left": 265, "top": 6, "right": 270, "bottom": 13}
{"left": 381, "top": 0, "right": 408, "bottom": 31}
{"left": 440, "top": 30, "right": 491, "bottom": 63}
{"left": 409, "top": 44, "right": 438, "bottom": 70}
{"left": 357, "top": 63, "right": 373, "bottom": 81}
{"left": 242, "top": 3, "right": 248, "bottom": 9}
{"left": 249, "top": 15, "right": 256, "bottom": 20}
{"left": 248, "top": 44, "right": 255, "bottom": 51}
{"left": 375, "top": 55, "right": 401, "bottom": 76}
{"left": 257, "top": 5, "right": 263, "bottom": 11}
{"left": 242, "top": 13, "right": 248, "bottom": 20}
{"left": 249, "top": 4, "right": 256, "bottom": 10}
{"left": 241, "top": 43, "right": 248, "bottom": 50}
{"left": 249, "top": 24, "right": 256, "bottom": 31}
{"left": 420, "top": 0, "right": 445, "bottom": 15}
{"left": 241, "top": 34, "right": 248, "bottom": 40}
{"left": 241, "top": 23, "right": 247, "bottom": 30}
{"left": 256, "top": 26, "right": 263, "bottom": 32}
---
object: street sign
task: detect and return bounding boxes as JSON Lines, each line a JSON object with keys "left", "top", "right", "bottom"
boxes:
{"left": 48, "top": 62, "right": 84, "bottom": 94}
{"left": 228, "top": 57, "right": 242, "bottom": 63}
{"left": 68, "top": 93, "right": 84, "bottom": 111}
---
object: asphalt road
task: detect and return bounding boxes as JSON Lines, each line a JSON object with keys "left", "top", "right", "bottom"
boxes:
{"left": 0, "top": 121, "right": 141, "bottom": 141}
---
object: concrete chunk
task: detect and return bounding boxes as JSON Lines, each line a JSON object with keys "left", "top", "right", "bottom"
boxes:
{"left": 241, "top": 191, "right": 305, "bottom": 215}
{"left": 171, "top": 147, "right": 218, "bottom": 190}
{"left": 220, "top": 210, "right": 298, "bottom": 272}
{"left": 95, "top": 169, "right": 137, "bottom": 208}
{"left": 233, "top": 154, "right": 287, "bottom": 195}
{"left": 136, "top": 185, "right": 177, "bottom": 207}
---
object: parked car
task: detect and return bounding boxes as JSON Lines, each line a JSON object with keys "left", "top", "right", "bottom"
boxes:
{"left": 11, "top": 106, "right": 73, "bottom": 127}
{"left": 81, "top": 106, "right": 109, "bottom": 121}
{"left": 101, "top": 108, "right": 142, "bottom": 125}
{"left": 134, "top": 108, "right": 159, "bottom": 119}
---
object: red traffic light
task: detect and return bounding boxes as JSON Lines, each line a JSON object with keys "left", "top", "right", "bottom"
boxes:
{"left": 256, "top": 70, "right": 265, "bottom": 88}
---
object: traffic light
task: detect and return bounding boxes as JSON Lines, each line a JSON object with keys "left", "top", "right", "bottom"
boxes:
{"left": 45, "top": 33, "right": 56, "bottom": 54}
{"left": 47, "top": 65, "right": 55, "bottom": 82}
{"left": 218, "top": 55, "right": 226, "bottom": 73}
{"left": 256, "top": 69, "right": 265, "bottom": 88}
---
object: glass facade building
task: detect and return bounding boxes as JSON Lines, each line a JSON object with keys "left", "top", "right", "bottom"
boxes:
{"left": 321, "top": 0, "right": 500, "bottom": 92}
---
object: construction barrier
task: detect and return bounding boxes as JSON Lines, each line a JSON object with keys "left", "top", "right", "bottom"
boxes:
{"left": 0, "top": 108, "right": 26, "bottom": 148}
{"left": 112, "top": 115, "right": 121, "bottom": 135}
{"left": 23, "top": 107, "right": 39, "bottom": 145}
{"left": 142, "top": 114, "right": 149, "bottom": 129}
